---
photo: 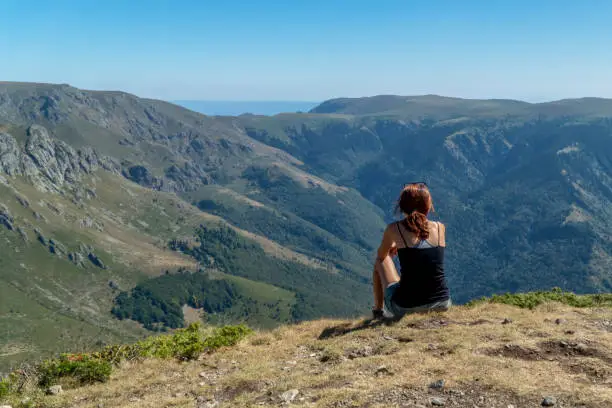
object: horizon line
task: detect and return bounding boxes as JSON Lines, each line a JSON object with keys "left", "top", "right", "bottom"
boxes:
{"left": 2, "top": 81, "right": 612, "bottom": 105}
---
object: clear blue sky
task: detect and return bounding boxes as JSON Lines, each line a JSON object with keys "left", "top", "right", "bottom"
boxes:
{"left": 1, "top": 0, "right": 611, "bottom": 101}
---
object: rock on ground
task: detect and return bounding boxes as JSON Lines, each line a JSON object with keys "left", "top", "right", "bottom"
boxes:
{"left": 46, "top": 385, "right": 63, "bottom": 395}
{"left": 280, "top": 389, "right": 299, "bottom": 403}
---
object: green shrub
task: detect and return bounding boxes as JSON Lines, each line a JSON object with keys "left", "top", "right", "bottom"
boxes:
{"left": 91, "top": 343, "right": 143, "bottom": 364}
{"left": 38, "top": 354, "right": 112, "bottom": 387}
{"left": 468, "top": 288, "right": 612, "bottom": 309}
{"left": 5, "top": 323, "right": 252, "bottom": 396}
{"left": 136, "top": 322, "right": 206, "bottom": 360}
{"left": 203, "top": 325, "right": 253, "bottom": 351}
{"left": 0, "top": 376, "right": 10, "bottom": 398}
{"left": 93, "top": 322, "right": 252, "bottom": 362}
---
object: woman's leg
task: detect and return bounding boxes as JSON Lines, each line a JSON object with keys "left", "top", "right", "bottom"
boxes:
{"left": 373, "top": 256, "right": 401, "bottom": 310}
{"left": 373, "top": 267, "right": 384, "bottom": 310}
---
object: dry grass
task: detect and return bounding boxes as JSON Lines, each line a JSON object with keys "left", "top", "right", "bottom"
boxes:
{"left": 36, "top": 303, "right": 612, "bottom": 408}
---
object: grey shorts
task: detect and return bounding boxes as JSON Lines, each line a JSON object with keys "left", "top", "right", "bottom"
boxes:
{"left": 384, "top": 282, "right": 451, "bottom": 318}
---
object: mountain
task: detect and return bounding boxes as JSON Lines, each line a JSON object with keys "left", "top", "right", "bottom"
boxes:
{"left": 239, "top": 96, "right": 612, "bottom": 300}
{"left": 1, "top": 83, "right": 612, "bottom": 370}
{"left": 309, "top": 94, "right": 612, "bottom": 118}
{"left": 173, "top": 100, "right": 319, "bottom": 116}
{"left": 0, "top": 82, "right": 382, "bottom": 370}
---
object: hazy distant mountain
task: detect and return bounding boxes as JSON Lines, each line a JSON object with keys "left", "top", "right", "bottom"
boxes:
{"left": 310, "top": 94, "right": 612, "bottom": 119}
{"left": 1, "top": 82, "right": 611, "bottom": 370}
{"left": 173, "top": 100, "right": 319, "bottom": 116}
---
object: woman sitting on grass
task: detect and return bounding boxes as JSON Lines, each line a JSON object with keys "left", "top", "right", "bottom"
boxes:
{"left": 372, "top": 182, "right": 451, "bottom": 319}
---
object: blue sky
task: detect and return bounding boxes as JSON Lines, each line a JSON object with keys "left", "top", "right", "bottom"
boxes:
{"left": 1, "top": 0, "right": 612, "bottom": 101}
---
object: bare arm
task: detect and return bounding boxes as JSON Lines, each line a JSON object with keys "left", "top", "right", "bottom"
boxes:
{"left": 377, "top": 224, "right": 397, "bottom": 260}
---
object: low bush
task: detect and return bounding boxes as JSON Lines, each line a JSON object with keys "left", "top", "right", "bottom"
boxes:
{"left": 38, "top": 355, "right": 112, "bottom": 387}
{"left": 1, "top": 322, "right": 252, "bottom": 400}
{"left": 0, "top": 376, "right": 10, "bottom": 398}
{"left": 96, "top": 323, "right": 252, "bottom": 362}
{"left": 468, "top": 288, "right": 612, "bottom": 309}
{"left": 135, "top": 322, "right": 208, "bottom": 360}
{"left": 203, "top": 325, "right": 253, "bottom": 351}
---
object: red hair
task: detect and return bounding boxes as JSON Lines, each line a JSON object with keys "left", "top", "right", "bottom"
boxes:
{"left": 395, "top": 183, "right": 433, "bottom": 240}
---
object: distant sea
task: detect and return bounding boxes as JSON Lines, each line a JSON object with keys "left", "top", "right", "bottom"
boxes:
{"left": 173, "top": 100, "right": 319, "bottom": 116}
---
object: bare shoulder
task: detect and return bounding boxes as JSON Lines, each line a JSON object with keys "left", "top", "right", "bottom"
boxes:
{"left": 435, "top": 221, "right": 446, "bottom": 247}
{"left": 384, "top": 221, "right": 400, "bottom": 236}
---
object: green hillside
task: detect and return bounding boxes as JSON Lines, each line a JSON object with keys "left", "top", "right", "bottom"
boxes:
{"left": 1, "top": 82, "right": 612, "bottom": 372}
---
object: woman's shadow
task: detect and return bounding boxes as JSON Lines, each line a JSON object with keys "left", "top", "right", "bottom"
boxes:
{"left": 318, "top": 317, "right": 397, "bottom": 340}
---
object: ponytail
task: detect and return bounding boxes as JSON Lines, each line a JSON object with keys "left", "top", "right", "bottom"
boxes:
{"left": 403, "top": 210, "right": 430, "bottom": 240}
{"left": 396, "top": 183, "right": 433, "bottom": 240}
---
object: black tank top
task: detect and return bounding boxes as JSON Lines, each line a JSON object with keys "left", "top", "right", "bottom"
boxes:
{"left": 392, "top": 221, "right": 450, "bottom": 308}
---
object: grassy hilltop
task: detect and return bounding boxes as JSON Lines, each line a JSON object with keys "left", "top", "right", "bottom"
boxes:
{"left": 1, "top": 292, "right": 611, "bottom": 407}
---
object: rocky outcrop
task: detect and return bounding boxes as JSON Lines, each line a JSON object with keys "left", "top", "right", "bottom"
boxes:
{"left": 0, "top": 132, "right": 21, "bottom": 175}
{"left": 78, "top": 146, "right": 98, "bottom": 173}
{"left": 16, "top": 226, "right": 28, "bottom": 242}
{"left": 87, "top": 252, "right": 106, "bottom": 269}
{"left": 164, "top": 162, "right": 212, "bottom": 192}
{"left": 98, "top": 155, "right": 121, "bottom": 173}
{"left": 68, "top": 252, "right": 85, "bottom": 267}
{"left": 0, "top": 204, "right": 14, "bottom": 231}
{"left": 122, "top": 165, "right": 163, "bottom": 190}
{"left": 34, "top": 228, "right": 47, "bottom": 245}
{"left": 48, "top": 238, "right": 67, "bottom": 256}
{"left": 0, "top": 125, "right": 120, "bottom": 193}
{"left": 15, "top": 194, "right": 30, "bottom": 208}
{"left": 25, "top": 125, "right": 83, "bottom": 191}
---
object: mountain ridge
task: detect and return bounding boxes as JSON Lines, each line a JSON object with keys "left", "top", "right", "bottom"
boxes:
{"left": 1, "top": 81, "right": 611, "bottom": 371}
{"left": 309, "top": 94, "right": 612, "bottom": 118}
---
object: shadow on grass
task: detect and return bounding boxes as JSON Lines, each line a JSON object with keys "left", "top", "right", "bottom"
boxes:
{"left": 318, "top": 318, "right": 398, "bottom": 340}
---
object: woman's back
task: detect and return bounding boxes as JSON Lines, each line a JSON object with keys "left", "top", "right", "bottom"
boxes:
{"left": 371, "top": 182, "right": 451, "bottom": 319}
{"left": 392, "top": 220, "right": 450, "bottom": 308}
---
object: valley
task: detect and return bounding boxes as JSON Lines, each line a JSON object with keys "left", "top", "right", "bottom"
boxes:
{"left": 1, "top": 83, "right": 611, "bottom": 371}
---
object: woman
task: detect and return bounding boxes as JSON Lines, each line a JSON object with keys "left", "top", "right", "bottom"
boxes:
{"left": 372, "top": 182, "right": 451, "bottom": 319}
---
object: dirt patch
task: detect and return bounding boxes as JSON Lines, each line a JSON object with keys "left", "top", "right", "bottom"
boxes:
{"left": 218, "top": 378, "right": 266, "bottom": 401}
{"left": 345, "top": 343, "right": 399, "bottom": 360}
{"left": 406, "top": 318, "right": 452, "bottom": 330}
{"left": 404, "top": 317, "right": 495, "bottom": 330}
{"left": 564, "top": 360, "right": 612, "bottom": 384}
{"left": 485, "top": 344, "right": 545, "bottom": 361}
{"left": 424, "top": 343, "right": 461, "bottom": 358}
{"left": 182, "top": 305, "right": 204, "bottom": 324}
{"left": 345, "top": 345, "right": 375, "bottom": 360}
{"left": 465, "top": 318, "right": 494, "bottom": 326}
{"left": 367, "top": 382, "right": 602, "bottom": 408}
{"left": 484, "top": 340, "right": 612, "bottom": 384}
{"left": 522, "top": 329, "right": 553, "bottom": 338}
{"left": 539, "top": 340, "right": 612, "bottom": 364}
{"left": 318, "top": 319, "right": 387, "bottom": 340}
